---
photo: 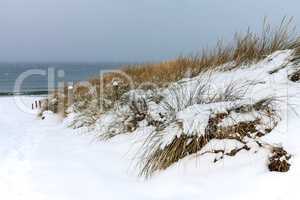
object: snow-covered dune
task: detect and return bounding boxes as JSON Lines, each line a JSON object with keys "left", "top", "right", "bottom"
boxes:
{"left": 1, "top": 50, "right": 300, "bottom": 199}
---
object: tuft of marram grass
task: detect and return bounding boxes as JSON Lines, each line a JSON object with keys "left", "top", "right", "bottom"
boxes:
{"left": 139, "top": 132, "right": 213, "bottom": 178}
{"left": 138, "top": 97, "right": 280, "bottom": 178}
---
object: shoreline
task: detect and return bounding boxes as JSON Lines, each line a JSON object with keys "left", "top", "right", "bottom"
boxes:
{"left": 0, "top": 90, "right": 49, "bottom": 96}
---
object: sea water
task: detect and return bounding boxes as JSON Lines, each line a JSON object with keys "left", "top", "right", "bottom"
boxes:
{"left": 0, "top": 62, "right": 124, "bottom": 95}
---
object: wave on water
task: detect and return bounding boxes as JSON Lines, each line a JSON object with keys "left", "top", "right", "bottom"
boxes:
{"left": 0, "top": 90, "right": 49, "bottom": 96}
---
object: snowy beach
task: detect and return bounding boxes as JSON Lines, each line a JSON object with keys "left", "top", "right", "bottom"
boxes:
{"left": 3, "top": 1, "right": 300, "bottom": 199}
{"left": 1, "top": 64, "right": 300, "bottom": 200}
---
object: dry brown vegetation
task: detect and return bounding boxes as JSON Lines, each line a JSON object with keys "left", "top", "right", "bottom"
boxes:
{"left": 268, "top": 147, "right": 291, "bottom": 172}
{"left": 139, "top": 97, "right": 280, "bottom": 177}
{"left": 289, "top": 69, "right": 300, "bottom": 82}
{"left": 89, "top": 17, "right": 299, "bottom": 87}
{"left": 42, "top": 18, "right": 299, "bottom": 117}
{"left": 84, "top": 18, "right": 300, "bottom": 112}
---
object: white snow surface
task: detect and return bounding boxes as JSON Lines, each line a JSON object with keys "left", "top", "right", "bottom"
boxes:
{"left": 1, "top": 50, "right": 300, "bottom": 199}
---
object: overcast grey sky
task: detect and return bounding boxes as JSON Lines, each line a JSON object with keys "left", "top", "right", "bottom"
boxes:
{"left": 0, "top": 0, "right": 299, "bottom": 62}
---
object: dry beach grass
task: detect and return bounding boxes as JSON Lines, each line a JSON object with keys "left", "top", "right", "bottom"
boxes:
{"left": 41, "top": 17, "right": 300, "bottom": 116}
{"left": 39, "top": 18, "right": 298, "bottom": 178}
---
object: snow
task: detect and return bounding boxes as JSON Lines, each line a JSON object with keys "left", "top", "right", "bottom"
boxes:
{"left": 1, "top": 50, "right": 300, "bottom": 199}
{"left": 94, "top": 111, "right": 125, "bottom": 138}
{"left": 176, "top": 104, "right": 212, "bottom": 136}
